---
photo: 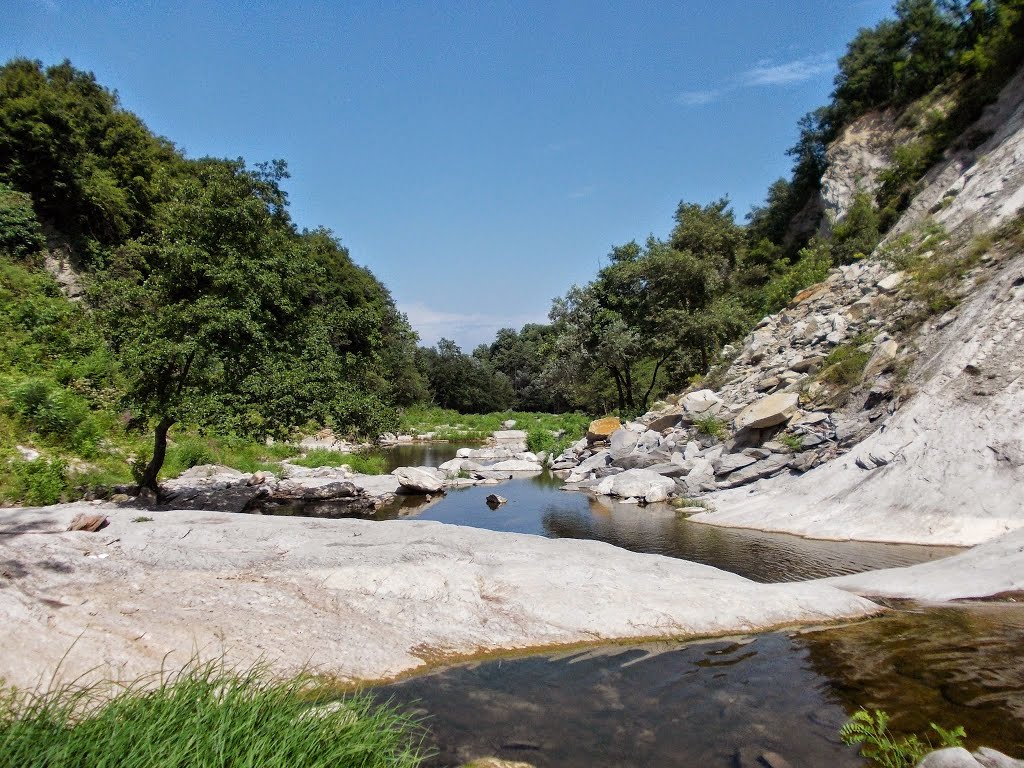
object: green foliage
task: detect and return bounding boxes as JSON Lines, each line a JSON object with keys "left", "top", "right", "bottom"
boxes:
{"left": 693, "top": 414, "right": 726, "bottom": 440}
{"left": 876, "top": 139, "right": 936, "bottom": 229}
{"left": 820, "top": 336, "right": 874, "bottom": 386}
{"left": 4, "top": 376, "right": 101, "bottom": 454}
{"left": 831, "top": 192, "right": 882, "bottom": 263}
{"left": 160, "top": 433, "right": 297, "bottom": 479}
{"left": 760, "top": 239, "right": 833, "bottom": 315}
{"left": 291, "top": 449, "right": 388, "bottom": 475}
{"left": 840, "top": 708, "right": 966, "bottom": 768}
{"left": 0, "top": 182, "right": 44, "bottom": 260}
{"left": 779, "top": 433, "right": 804, "bottom": 451}
{"left": 0, "top": 457, "right": 68, "bottom": 505}
{"left": 0, "top": 660, "right": 426, "bottom": 768}
{"left": 416, "top": 338, "right": 513, "bottom": 415}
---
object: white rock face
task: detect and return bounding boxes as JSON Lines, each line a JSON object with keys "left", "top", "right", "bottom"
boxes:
{"left": 694, "top": 252, "right": 1024, "bottom": 546}
{"left": 392, "top": 466, "right": 445, "bottom": 493}
{"left": 825, "top": 527, "right": 1024, "bottom": 601}
{"left": 596, "top": 469, "right": 675, "bottom": 502}
{"left": 0, "top": 505, "right": 877, "bottom": 691}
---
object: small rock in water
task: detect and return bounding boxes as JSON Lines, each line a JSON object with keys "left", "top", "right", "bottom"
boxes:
{"left": 485, "top": 494, "right": 508, "bottom": 509}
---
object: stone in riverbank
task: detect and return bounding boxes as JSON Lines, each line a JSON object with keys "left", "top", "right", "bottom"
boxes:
{"left": 393, "top": 466, "right": 446, "bottom": 494}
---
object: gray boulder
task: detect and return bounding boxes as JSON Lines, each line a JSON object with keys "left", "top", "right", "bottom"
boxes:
{"left": 392, "top": 466, "right": 445, "bottom": 494}
{"left": 596, "top": 468, "right": 676, "bottom": 503}
{"left": 734, "top": 392, "right": 800, "bottom": 430}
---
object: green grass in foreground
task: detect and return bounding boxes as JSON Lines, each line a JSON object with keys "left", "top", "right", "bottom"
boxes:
{"left": 290, "top": 448, "right": 388, "bottom": 475}
{"left": 0, "top": 661, "right": 426, "bottom": 768}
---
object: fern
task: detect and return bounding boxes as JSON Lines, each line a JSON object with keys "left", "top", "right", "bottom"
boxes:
{"left": 840, "top": 709, "right": 966, "bottom": 768}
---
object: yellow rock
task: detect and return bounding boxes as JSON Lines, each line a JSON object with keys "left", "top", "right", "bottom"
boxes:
{"left": 586, "top": 416, "right": 622, "bottom": 442}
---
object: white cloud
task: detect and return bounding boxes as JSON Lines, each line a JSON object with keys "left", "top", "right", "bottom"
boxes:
{"left": 676, "top": 53, "right": 833, "bottom": 108}
{"left": 399, "top": 302, "right": 544, "bottom": 350}
{"left": 741, "top": 55, "right": 833, "bottom": 87}
{"left": 676, "top": 89, "right": 722, "bottom": 106}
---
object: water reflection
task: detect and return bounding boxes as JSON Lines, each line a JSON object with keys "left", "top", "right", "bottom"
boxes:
{"left": 373, "top": 606, "right": 1024, "bottom": 767}
{"left": 374, "top": 633, "right": 863, "bottom": 767}
{"left": 275, "top": 443, "right": 960, "bottom": 583}
{"left": 377, "top": 471, "right": 957, "bottom": 583}
{"left": 798, "top": 604, "right": 1024, "bottom": 756}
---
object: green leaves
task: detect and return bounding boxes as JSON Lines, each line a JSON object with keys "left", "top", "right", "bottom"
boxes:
{"left": 840, "top": 708, "right": 966, "bottom": 768}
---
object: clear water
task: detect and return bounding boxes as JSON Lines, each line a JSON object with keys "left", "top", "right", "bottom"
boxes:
{"left": 373, "top": 605, "right": 1024, "bottom": 767}
{"left": 276, "top": 443, "right": 960, "bottom": 583}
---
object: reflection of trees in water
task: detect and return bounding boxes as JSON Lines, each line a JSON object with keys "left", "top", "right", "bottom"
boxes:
{"left": 374, "top": 634, "right": 863, "bottom": 767}
{"left": 797, "top": 605, "right": 1024, "bottom": 755}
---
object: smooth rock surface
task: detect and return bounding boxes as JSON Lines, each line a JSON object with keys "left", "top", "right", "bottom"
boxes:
{"left": 825, "top": 527, "right": 1024, "bottom": 601}
{"left": 0, "top": 505, "right": 877, "bottom": 691}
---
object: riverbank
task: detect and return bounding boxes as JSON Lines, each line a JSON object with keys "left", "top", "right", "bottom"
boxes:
{"left": 0, "top": 503, "right": 876, "bottom": 691}
{"left": 3, "top": 501, "right": 1024, "bottom": 693}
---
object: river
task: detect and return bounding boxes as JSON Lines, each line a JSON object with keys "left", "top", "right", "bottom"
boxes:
{"left": 286, "top": 444, "right": 1024, "bottom": 766}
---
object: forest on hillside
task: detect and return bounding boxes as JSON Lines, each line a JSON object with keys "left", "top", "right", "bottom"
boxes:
{"left": 1, "top": 0, "right": 1022, "bottom": 502}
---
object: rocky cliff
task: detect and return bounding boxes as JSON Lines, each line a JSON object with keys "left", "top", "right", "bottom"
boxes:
{"left": 556, "top": 65, "right": 1024, "bottom": 546}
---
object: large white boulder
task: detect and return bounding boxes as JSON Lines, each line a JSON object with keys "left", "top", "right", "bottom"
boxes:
{"left": 392, "top": 466, "right": 445, "bottom": 493}
{"left": 596, "top": 468, "right": 675, "bottom": 503}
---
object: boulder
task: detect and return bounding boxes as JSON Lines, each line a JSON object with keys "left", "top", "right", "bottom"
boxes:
{"left": 680, "top": 389, "right": 723, "bottom": 417}
{"left": 716, "top": 455, "right": 792, "bottom": 489}
{"left": 485, "top": 494, "right": 508, "bottom": 508}
{"left": 586, "top": 417, "right": 622, "bottom": 443}
{"left": 734, "top": 393, "right": 800, "bottom": 430}
{"left": 877, "top": 271, "right": 906, "bottom": 292}
{"left": 492, "top": 430, "right": 528, "bottom": 451}
{"left": 595, "top": 468, "right": 676, "bottom": 503}
{"left": 713, "top": 453, "right": 758, "bottom": 476}
{"left": 917, "top": 747, "right": 1024, "bottom": 767}
{"left": 646, "top": 411, "right": 682, "bottom": 432}
{"left": 610, "top": 453, "right": 662, "bottom": 471}
{"left": 609, "top": 428, "right": 640, "bottom": 453}
{"left": 392, "top": 466, "right": 445, "bottom": 494}
{"left": 485, "top": 459, "right": 543, "bottom": 472}
{"left": 863, "top": 339, "right": 899, "bottom": 381}
{"left": 273, "top": 479, "right": 359, "bottom": 501}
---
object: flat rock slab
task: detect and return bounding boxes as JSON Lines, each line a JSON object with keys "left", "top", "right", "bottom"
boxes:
{"left": 824, "top": 527, "right": 1024, "bottom": 601}
{"left": 0, "top": 504, "right": 877, "bottom": 691}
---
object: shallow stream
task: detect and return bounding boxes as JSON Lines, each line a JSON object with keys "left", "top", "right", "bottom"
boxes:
{"left": 285, "top": 444, "right": 1023, "bottom": 764}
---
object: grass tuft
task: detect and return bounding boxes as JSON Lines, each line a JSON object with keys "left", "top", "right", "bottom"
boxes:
{"left": 0, "top": 660, "right": 427, "bottom": 768}
{"left": 291, "top": 448, "right": 388, "bottom": 475}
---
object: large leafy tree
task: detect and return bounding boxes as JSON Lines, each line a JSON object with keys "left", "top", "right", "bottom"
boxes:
{"left": 93, "top": 158, "right": 307, "bottom": 490}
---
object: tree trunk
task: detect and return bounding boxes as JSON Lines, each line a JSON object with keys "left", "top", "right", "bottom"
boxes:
{"left": 140, "top": 416, "right": 174, "bottom": 493}
{"left": 610, "top": 367, "right": 627, "bottom": 413}
{"left": 623, "top": 365, "right": 635, "bottom": 411}
{"left": 640, "top": 354, "right": 670, "bottom": 412}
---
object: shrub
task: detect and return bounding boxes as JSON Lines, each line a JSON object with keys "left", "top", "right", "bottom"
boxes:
{"left": 292, "top": 448, "right": 387, "bottom": 475}
{"left": 0, "top": 183, "right": 45, "bottom": 261}
{"left": 840, "top": 708, "right": 965, "bottom": 768}
{"left": 694, "top": 414, "right": 726, "bottom": 440}
{"left": 1, "top": 458, "right": 68, "bottom": 505}
{"left": 761, "top": 239, "right": 832, "bottom": 315}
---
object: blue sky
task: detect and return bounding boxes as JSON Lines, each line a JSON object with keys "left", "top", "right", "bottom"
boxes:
{"left": 6, "top": 0, "right": 893, "bottom": 349}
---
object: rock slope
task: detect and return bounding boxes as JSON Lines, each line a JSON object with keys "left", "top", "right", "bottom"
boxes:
{"left": 556, "top": 64, "right": 1024, "bottom": 546}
